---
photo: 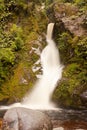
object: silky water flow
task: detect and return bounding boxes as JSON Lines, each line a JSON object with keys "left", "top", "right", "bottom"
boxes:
{"left": 0, "top": 23, "right": 63, "bottom": 110}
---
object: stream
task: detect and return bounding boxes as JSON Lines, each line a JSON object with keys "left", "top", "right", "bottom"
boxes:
{"left": 45, "top": 108, "right": 87, "bottom": 130}
{"left": 0, "top": 108, "right": 87, "bottom": 130}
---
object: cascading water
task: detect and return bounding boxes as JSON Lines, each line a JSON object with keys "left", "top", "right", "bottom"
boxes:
{"left": 1, "top": 23, "right": 87, "bottom": 130}
{"left": 22, "top": 23, "right": 63, "bottom": 109}
{"left": 0, "top": 23, "right": 63, "bottom": 110}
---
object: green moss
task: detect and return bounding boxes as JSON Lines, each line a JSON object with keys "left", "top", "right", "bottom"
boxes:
{"left": 0, "top": 0, "right": 48, "bottom": 103}
{"left": 53, "top": 28, "right": 87, "bottom": 108}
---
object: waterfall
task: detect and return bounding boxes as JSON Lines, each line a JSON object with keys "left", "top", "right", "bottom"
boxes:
{"left": 0, "top": 23, "right": 63, "bottom": 110}
{"left": 47, "top": 23, "right": 54, "bottom": 40}
{"left": 22, "top": 23, "right": 63, "bottom": 109}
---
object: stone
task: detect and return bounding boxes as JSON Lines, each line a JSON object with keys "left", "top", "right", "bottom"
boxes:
{"left": 2, "top": 107, "right": 52, "bottom": 130}
{"left": 52, "top": 3, "right": 87, "bottom": 37}
{"left": 80, "top": 91, "right": 87, "bottom": 107}
{"left": 20, "top": 77, "right": 28, "bottom": 85}
{"left": 81, "top": 91, "right": 87, "bottom": 99}
{"left": 53, "top": 127, "right": 64, "bottom": 130}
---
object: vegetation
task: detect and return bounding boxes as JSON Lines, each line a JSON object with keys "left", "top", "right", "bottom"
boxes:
{"left": 0, "top": 0, "right": 87, "bottom": 108}
{"left": 50, "top": 0, "right": 87, "bottom": 109}
{"left": 53, "top": 34, "right": 87, "bottom": 109}
{"left": 43, "top": 0, "right": 86, "bottom": 109}
{"left": 0, "top": 0, "right": 25, "bottom": 85}
{"left": 0, "top": 0, "right": 47, "bottom": 103}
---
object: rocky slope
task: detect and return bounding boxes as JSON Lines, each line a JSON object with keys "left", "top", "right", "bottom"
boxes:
{"left": 49, "top": 2, "right": 87, "bottom": 109}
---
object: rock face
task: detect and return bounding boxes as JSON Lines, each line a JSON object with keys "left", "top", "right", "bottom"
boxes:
{"left": 2, "top": 107, "right": 52, "bottom": 130}
{"left": 52, "top": 3, "right": 87, "bottom": 37}
{"left": 47, "top": 2, "right": 87, "bottom": 109}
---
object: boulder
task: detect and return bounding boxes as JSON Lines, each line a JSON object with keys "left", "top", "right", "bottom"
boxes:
{"left": 48, "top": 3, "right": 87, "bottom": 37}
{"left": 2, "top": 107, "right": 52, "bottom": 130}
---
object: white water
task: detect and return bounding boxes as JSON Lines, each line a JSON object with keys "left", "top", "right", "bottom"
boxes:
{"left": 22, "top": 23, "right": 63, "bottom": 109}
{"left": 0, "top": 23, "right": 63, "bottom": 110}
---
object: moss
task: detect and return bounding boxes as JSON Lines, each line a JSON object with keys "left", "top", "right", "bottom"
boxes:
{"left": 53, "top": 48, "right": 87, "bottom": 108}
{"left": 53, "top": 25, "right": 87, "bottom": 109}
{"left": 0, "top": 0, "right": 48, "bottom": 104}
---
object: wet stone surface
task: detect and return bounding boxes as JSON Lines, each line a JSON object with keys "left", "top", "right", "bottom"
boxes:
{"left": 45, "top": 109, "right": 87, "bottom": 121}
{"left": 44, "top": 109, "right": 87, "bottom": 130}
{"left": 0, "top": 108, "right": 87, "bottom": 130}
{"left": 2, "top": 107, "right": 52, "bottom": 130}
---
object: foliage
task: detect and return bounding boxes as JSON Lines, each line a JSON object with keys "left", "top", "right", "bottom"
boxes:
{"left": 0, "top": 0, "right": 25, "bottom": 86}
{"left": 73, "top": 0, "right": 86, "bottom": 6}
{"left": 52, "top": 0, "right": 87, "bottom": 109}
{"left": 53, "top": 32, "right": 87, "bottom": 108}
{"left": 0, "top": 0, "right": 48, "bottom": 103}
{"left": 75, "top": 37, "right": 87, "bottom": 61}
{"left": 0, "top": 23, "right": 24, "bottom": 84}
{"left": 57, "top": 32, "right": 73, "bottom": 63}
{"left": 45, "top": 0, "right": 53, "bottom": 6}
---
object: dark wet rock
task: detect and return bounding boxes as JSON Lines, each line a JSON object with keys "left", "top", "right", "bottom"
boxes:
{"left": 80, "top": 91, "right": 87, "bottom": 107}
{"left": 2, "top": 107, "right": 52, "bottom": 130}
{"left": 45, "top": 109, "right": 87, "bottom": 129}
